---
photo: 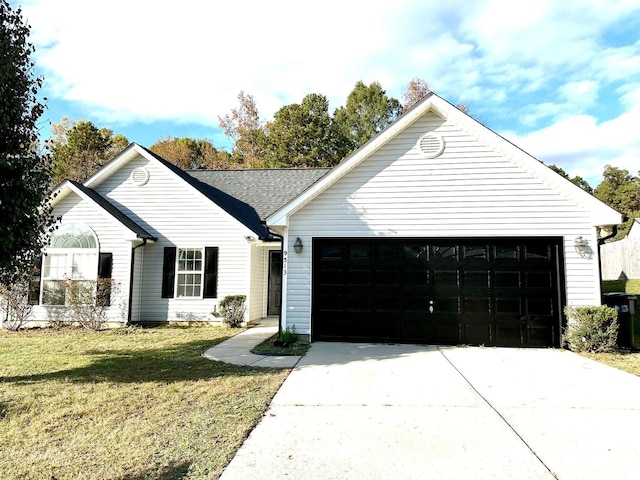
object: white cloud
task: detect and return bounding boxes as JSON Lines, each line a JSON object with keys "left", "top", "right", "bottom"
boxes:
{"left": 16, "top": 0, "right": 640, "bottom": 186}
{"left": 508, "top": 86, "right": 640, "bottom": 186}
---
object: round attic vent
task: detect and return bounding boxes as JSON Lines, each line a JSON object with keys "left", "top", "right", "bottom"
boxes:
{"left": 131, "top": 167, "right": 150, "bottom": 186}
{"left": 417, "top": 132, "right": 445, "bottom": 158}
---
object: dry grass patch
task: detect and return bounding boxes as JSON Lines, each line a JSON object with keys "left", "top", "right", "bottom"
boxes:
{"left": 581, "top": 350, "right": 640, "bottom": 377}
{"left": 0, "top": 326, "right": 290, "bottom": 480}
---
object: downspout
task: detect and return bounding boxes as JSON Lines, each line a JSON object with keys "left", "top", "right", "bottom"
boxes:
{"left": 127, "top": 238, "right": 147, "bottom": 325}
{"left": 265, "top": 225, "right": 285, "bottom": 341}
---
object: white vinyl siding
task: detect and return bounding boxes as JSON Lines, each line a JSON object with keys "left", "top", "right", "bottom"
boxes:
{"left": 94, "top": 155, "right": 254, "bottom": 322}
{"left": 30, "top": 192, "right": 133, "bottom": 325}
{"left": 282, "top": 112, "right": 605, "bottom": 335}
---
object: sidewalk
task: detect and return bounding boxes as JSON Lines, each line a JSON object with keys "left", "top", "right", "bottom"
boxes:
{"left": 202, "top": 317, "right": 301, "bottom": 368}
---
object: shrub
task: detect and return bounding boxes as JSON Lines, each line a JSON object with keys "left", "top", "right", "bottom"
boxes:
{"left": 0, "top": 278, "right": 33, "bottom": 331}
{"left": 219, "top": 295, "right": 246, "bottom": 328}
{"left": 275, "top": 326, "right": 298, "bottom": 347}
{"left": 62, "top": 278, "right": 120, "bottom": 331}
{"left": 564, "top": 305, "right": 619, "bottom": 353}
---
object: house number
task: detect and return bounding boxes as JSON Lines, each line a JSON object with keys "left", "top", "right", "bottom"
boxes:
{"left": 283, "top": 250, "right": 288, "bottom": 276}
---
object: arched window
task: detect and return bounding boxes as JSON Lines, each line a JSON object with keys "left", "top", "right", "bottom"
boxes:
{"left": 42, "top": 224, "right": 99, "bottom": 305}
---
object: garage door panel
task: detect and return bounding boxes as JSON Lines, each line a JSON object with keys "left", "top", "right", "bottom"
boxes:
{"left": 435, "top": 320, "right": 462, "bottom": 344}
{"left": 526, "top": 323, "right": 556, "bottom": 346}
{"left": 494, "top": 271, "right": 521, "bottom": 288}
{"left": 464, "top": 323, "right": 492, "bottom": 345}
{"left": 495, "top": 323, "right": 525, "bottom": 345}
{"left": 433, "top": 270, "right": 459, "bottom": 286}
{"left": 464, "top": 271, "right": 490, "bottom": 287}
{"left": 312, "top": 237, "right": 563, "bottom": 347}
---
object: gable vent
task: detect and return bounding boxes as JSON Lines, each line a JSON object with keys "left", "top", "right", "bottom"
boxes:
{"left": 417, "top": 132, "right": 445, "bottom": 158}
{"left": 130, "top": 167, "right": 150, "bottom": 186}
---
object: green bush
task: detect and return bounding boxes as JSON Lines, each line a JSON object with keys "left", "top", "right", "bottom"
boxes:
{"left": 219, "top": 295, "right": 246, "bottom": 328}
{"left": 276, "top": 326, "right": 298, "bottom": 347}
{"left": 564, "top": 305, "right": 619, "bottom": 353}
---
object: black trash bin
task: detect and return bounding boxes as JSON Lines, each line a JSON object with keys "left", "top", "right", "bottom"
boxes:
{"left": 602, "top": 292, "right": 637, "bottom": 349}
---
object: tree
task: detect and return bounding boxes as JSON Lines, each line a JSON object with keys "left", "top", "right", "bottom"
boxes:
{"left": 547, "top": 164, "right": 593, "bottom": 194}
{"left": 401, "top": 78, "right": 431, "bottom": 113}
{"left": 595, "top": 165, "right": 640, "bottom": 238}
{"left": 0, "top": 1, "right": 54, "bottom": 284}
{"left": 218, "top": 91, "right": 267, "bottom": 167}
{"left": 401, "top": 77, "right": 469, "bottom": 116}
{"left": 263, "top": 94, "right": 340, "bottom": 168}
{"left": 50, "top": 119, "right": 129, "bottom": 185}
{"left": 150, "top": 137, "right": 233, "bottom": 170}
{"left": 333, "top": 81, "right": 402, "bottom": 155}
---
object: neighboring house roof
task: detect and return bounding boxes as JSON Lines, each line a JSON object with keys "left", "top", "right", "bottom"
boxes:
{"left": 52, "top": 180, "right": 157, "bottom": 241}
{"left": 267, "top": 92, "right": 623, "bottom": 228}
{"left": 627, "top": 218, "right": 640, "bottom": 238}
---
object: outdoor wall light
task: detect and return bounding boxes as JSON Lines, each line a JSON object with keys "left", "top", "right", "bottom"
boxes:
{"left": 574, "top": 236, "right": 592, "bottom": 259}
{"left": 293, "top": 237, "right": 304, "bottom": 254}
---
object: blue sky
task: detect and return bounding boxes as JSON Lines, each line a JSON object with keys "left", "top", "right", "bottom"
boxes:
{"left": 15, "top": 0, "right": 640, "bottom": 187}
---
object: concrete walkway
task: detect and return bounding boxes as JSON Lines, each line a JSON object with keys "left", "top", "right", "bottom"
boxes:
{"left": 202, "top": 318, "right": 300, "bottom": 368}
{"left": 221, "top": 342, "right": 640, "bottom": 480}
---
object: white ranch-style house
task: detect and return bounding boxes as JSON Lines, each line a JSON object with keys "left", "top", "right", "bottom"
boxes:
{"left": 28, "top": 93, "right": 621, "bottom": 347}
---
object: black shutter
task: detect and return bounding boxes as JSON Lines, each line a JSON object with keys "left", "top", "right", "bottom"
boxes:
{"left": 98, "top": 253, "right": 113, "bottom": 279}
{"left": 203, "top": 247, "right": 218, "bottom": 299}
{"left": 28, "top": 255, "right": 43, "bottom": 305}
{"left": 96, "top": 253, "right": 113, "bottom": 306}
{"left": 162, "top": 247, "right": 176, "bottom": 298}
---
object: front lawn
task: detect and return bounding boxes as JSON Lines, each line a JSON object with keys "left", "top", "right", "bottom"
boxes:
{"left": 0, "top": 326, "right": 290, "bottom": 480}
{"left": 581, "top": 351, "right": 640, "bottom": 377}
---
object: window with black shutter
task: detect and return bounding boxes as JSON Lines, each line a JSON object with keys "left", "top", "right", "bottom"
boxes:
{"left": 28, "top": 256, "right": 43, "bottom": 305}
{"left": 162, "top": 247, "right": 177, "bottom": 298}
{"left": 97, "top": 253, "right": 113, "bottom": 306}
{"left": 203, "top": 247, "right": 219, "bottom": 298}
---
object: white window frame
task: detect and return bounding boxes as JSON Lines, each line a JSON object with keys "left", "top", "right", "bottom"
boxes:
{"left": 175, "top": 247, "right": 204, "bottom": 298}
{"left": 42, "top": 224, "right": 99, "bottom": 305}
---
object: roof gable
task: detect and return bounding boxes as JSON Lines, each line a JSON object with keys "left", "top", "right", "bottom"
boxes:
{"left": 51, "top": 180, "right": 156, "bottom": 241}
{"left": 77, "top": 143, "right": 330, "bottom": 239}
{"left": 267, "top": 93, "right": 622, "bottom": 228}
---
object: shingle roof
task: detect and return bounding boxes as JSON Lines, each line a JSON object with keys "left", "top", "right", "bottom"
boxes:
{"left": 69, "top": 181, "right": 157, "bottom": 241}
{"left": 187, "top": 168, "right": 331, "bottom": 238}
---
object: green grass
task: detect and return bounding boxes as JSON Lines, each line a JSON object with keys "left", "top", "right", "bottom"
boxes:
{"left": 602, "top": 279, "right": 640, "bottom": 295}
{"left": 0, "top": 325, "right": 290, "bottom": 480}
{"left": 251, "top": 333, "right": 311, "bottom": 357}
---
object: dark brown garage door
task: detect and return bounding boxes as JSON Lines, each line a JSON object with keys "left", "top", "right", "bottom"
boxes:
{"left": 312, "top": 237, "right": 565, "bottom": 347}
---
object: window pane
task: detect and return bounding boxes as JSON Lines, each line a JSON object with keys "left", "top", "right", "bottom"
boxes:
{"left": 178, "top": 249, "right": 203, "bottom": 272}
{"left": 464, "top": 246, "right": 488, "bottom": 260}
{"left": 433, "top": 246, "right": 457, "bottom": 259}
{"left": 496, "top": 246, "right": 519, "bottom": 259}
{"left": 72, "top": 253, "right": 97, "bottom": 279}
{"left": 177, "top": 273, "right": 202, "bottom": 297}
{"left": 50, "top": 224, "right": 97, "bottom": 249}
{"left": 43, "top": 280, "right": 65, "bottom": 305}
{"left": 44, "top": 254, "right": 67, "bottom": 278}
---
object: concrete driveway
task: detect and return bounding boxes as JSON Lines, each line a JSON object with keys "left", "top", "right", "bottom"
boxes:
{"left": 221, "top": 343, "right": 640, "bottom": 480}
